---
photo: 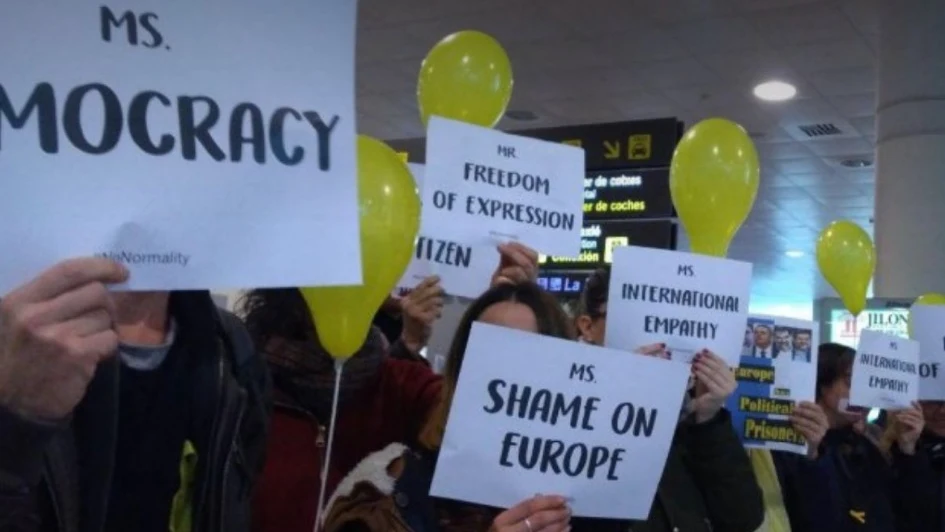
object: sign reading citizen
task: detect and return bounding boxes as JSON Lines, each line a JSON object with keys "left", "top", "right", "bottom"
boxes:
{"left": 0, "top": 1, "right": 359, "bottom": 292}
{"left": 604, "top": 246, "right": 752, "bottom": 366}
{"left": 422, "top": 117, "right": 585, "bottom": 257}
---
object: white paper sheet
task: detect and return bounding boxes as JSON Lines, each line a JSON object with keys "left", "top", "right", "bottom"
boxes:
{"left": 904, "top": 305, "right": 945, "bottom": 400}
{"left": 604, "top": 246, "right": 752, "bottom": 366}
{"left": 431, "top": 322, "right": 690, "bottom": 520}
{"left": 422, "top": 117, "right": 585, "bottom": 257}
{"left": 0, "top": 0, "right": 360, "bottom": 293}
{"left": 850, "top": 329, "right": 919, "bottom": 409}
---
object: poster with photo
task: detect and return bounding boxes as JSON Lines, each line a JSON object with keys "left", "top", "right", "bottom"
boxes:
{"left": 727, "top": 315, "right": 819, "bottom": 455}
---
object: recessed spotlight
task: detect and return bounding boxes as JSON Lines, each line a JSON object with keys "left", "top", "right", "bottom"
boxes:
{"left": 504, "top": 110, "right": 539, "bottom": 121}
{"left": 785, "top": 250, "right": 805, "bottom": 258}
{"left": 753, "top": 80, "right": 797, "bottom": 102}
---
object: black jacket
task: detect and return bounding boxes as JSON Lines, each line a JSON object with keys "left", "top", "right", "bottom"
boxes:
{"left": 0, "top": 292, "right": 272, "bottom": 532}
{"left": 394, "top": 409, "right": 764, "bottom": 532}
{"left": 911, "top": 431, "right": 945, "bottom": 532}
{"left": 772, "top": 427, "right": 935, "bottom": 532}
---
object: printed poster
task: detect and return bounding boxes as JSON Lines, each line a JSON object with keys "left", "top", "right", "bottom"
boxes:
{"left": 728, "top": 315, "right": 819, "bottom": 455}
{"left": 604, "top": 246, "right": 752, "bottom": 366}
{"left": 431, "top": 322, "right": 690, "bottom": 520}
{"left": 396, "top": 164, "right": 498, "bottom": 299}
{"left": 0, "top": 0, "right": 359, "bottom": 292}
{"left": 849, "top": 329, "right": 919, "bottom": 409}
{"left": 910, "top": 305, "right": 945, "bottom": 400}
{"left": 422, "top": 117, "right": 585, "bottom": 257}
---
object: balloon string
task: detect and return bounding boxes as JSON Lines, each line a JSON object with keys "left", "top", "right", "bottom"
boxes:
{"left": 314, "top": 359, "right": 345, "bottom": 532}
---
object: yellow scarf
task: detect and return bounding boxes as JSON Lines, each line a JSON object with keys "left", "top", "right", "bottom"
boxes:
{"left": 749, "top": 449, "right": 791, "bottom": 532}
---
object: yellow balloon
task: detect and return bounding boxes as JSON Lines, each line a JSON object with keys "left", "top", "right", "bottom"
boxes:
{"left": 417, "top": 30, "right": 513, "bottom": 128}
{"left": 670, "top": 118, "right": 759, "bottom": 257}
{"left": 816, "top": 220, "right": 876, "bottom": 317}
{"left": 299, "top": 136, "right": 420, "bottom": 359}
{"left": 908, "top": 292, "right": 945, "bottom": 337}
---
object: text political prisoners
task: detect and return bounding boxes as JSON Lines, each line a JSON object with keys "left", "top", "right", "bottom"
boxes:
{"left": 621, "top": 283, "right": 742, "bottom": 340}
{"left": 431, "top": 161, "right": 576, "bottom": 231}
{"left": 482, "top": 376, "right": 660, "bottom": 481}
{"left": 859, "top": 352, "right": 918, "bottom": 394}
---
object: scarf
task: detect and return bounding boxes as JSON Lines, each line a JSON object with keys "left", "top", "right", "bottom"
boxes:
{"left": 268, "top": 327, "right": 386, "bottom": 420}
{"left": 749, "top": 449, "right": 791, "bottom": 532}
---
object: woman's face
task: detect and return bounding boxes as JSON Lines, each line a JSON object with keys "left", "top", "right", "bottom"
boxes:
{"left": 478, "top": 301, "right": 538, "bottom": 333}
{"left": 922, "top": 401, "right": 945, "bottom": 436}
{"left": 576, "top": 303, "right": 607, "bottom": 345}
{"left": 818, "top": 371, "right": 866, "bottom": 427}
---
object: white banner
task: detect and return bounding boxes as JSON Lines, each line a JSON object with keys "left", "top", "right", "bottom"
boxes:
{"left": 431, "top": 322, "right": 690, "bottom": 520}
{"left": 422, "top": 117, "right": 585, "bottom": 258}
{"left": 0, "top": 0, "right": 359, "bottom": 292}
{"left": 907, "top": 305, "right": 945, "bottom": 400}
{"left": 850, "top": 329, "right": 919, "bottom": 409}
{"left": 604, "top": 246, "right": 752, "bottom": 366}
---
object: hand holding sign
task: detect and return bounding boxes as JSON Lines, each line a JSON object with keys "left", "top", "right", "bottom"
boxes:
{"left": 789, "top": 401, "right": 829, "bottom": 458}
{"left": 634, "top": 343, "right": 671, "bottom": 360}
{"left": 489, "top": 495, "right": 571, "bottom": 532}
{"left": 492, "top": 243, "right": 539, "bottom": 286}
{"left": 401, "top": 276, "right": 445, "bottom": 352}
{"left": 690, "top": 350, "right": 737, "bottom": 423}
{"left": 894, "top": 401, "right": 925, "bottom": 455}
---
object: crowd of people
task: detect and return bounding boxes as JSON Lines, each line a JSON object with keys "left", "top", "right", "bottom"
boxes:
{"left": 0, "top": 248, "right": 943, "bottom": 532}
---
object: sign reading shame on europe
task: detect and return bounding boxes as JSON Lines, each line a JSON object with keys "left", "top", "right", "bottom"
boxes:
{"left": 850, "top": 329, "right": 919, "bottom": 409}
{"left": 604, "top": 246, "right": 752, "bottom": 367}
{"left": 431, "top": 322, "right": 690, "bottom": 520}
{"left": 0, "top": 1, "right": 359, "bottom": 292}
{"left": 396, "top": 164, "right": 499, "bottom": 299}
{"left": 422, "top": 117, "right": 585, "bottom": 258}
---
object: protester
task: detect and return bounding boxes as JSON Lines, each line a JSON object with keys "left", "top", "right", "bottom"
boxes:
{"left": 0, "top": 258, "right": 272, "bottom": 532}
{"left": 574, "top": 266, "right": 764, "bottom": 531}
{"left": 249, "top": 242, "right": 539, "bottom": 532}
{"left": 373, "top": 276, "right": 446, "bottom": 363}
{"left": 773, "top": 342, "right": 933, "bottom": 532}
{"left": 896, "top": 400, "right": 945, "bottom": 529}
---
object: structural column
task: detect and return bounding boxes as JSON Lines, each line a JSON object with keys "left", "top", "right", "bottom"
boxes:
{"left": 874, "top": 0, "right": 945, "bottom": 297}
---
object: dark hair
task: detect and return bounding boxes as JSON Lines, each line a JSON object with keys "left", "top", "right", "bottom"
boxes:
{"left": 419, "top": 282, "right": 573, "bottom": 448}
{"left": 579, "top": 266, "right": 611, "bottom": 318}
{"left": 238, "top": 288, "right": 318, "bottom": 351}
{"left": 816, "top": 342, "right": 856, "bottom": 400}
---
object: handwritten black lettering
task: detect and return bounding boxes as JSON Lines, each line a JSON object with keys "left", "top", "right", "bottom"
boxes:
{"left": 621, "top": 283, "right": 741, "bottom": 312}
{"left": 463, "top": 195, "right": 574, "bottom": 230}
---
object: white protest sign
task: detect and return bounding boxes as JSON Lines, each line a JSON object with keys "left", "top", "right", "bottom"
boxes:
{"left": 604, "top": 246, "right": 752, "bottom": 366}
{"left": 906, "top": 305, "right": 945, "bottom": 400}
{"left": 0, "top": 1, "right": 359, "bottom": 293}
{"left": 850, "top": 329, "right": 919, "bottom": 409}
{"left": 396, "top": 164, "right": 498, "bottom": 299}
{"left": 422, "top": 116, "right": 585, "bottom": 257}
{"left": 431, "top": 322, "right": 690, "bottom": 520}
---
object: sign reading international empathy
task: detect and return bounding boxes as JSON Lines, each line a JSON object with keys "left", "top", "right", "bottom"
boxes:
{"left": 396, "top": 164, "right": 498, "bottom": 299}
{"left": 849, "top": 329, "right": 919, "bottom": 409}
{"left": 727, "top": 315, "right": 819, "bottom": 455}
{"left": 604, "top": 246, "right": 752, "bottom": 366}
{"left": 422, "top": 117, "right": 585, "bottom": 258}
{"left": 0, "top": 1, "right": 359, "bottom": 293}
{"left": 431, "top": 322, "right": 690, "bottom": 520}
{"left": 901, "top": 305, "right": 945, "bottom": 400}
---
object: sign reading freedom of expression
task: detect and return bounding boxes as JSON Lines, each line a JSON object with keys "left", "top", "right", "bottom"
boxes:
{"left": 431, "top": 322, "right": 690, "bottom": 520}
{"left": 850, "top": 329, "right": 919, "bottom": 409}
{"left": 728, "top": 315, "right": 819, "bottom": 456}
{"left": 396, "top": 164, "right": 498, "bottom": 299}
{"left": 0, "top": 1, "right": 359, "bottom": 292}
{"left": 604, "top": 246, "right": 752, "bottom": 366}
{"left": 900, "top": 305, "right": 945, "bottom": 400}
{"left": 422, "top": 117, "right": 585, "bottom": 258}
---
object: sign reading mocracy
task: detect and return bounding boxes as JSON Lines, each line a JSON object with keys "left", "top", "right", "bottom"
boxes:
{"left": 0, "top": 1, "right": 359, "bottom": 292}
{"left": 431, "top": 322, "right": 690, "bottom": 520}
{"left": 422, "top": 117, "right": 585, "bottom": 258}
{"left": 604, "top": 246, "right": 752, "bottom": 366}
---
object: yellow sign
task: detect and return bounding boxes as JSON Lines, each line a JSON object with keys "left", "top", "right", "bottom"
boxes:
{"left": 603, "top": 140, "right": 621, "bottom": 160}
{"left": 628, "top": 134, "right": 651, "bottom": 160}
{"left": 562, "top": 139, "right": 582, "bottom": 148}
{"left": 397, "top": 151, "right": 409, "bottom": 164}
{"left": 604, "top": 237, "right": 628, "bottom": 263}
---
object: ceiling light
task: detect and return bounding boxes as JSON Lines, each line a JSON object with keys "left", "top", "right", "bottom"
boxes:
{"left": 753, "top": 81, "right": 797, "bottom": 102}
{"left": 785, "top": 250, "right": 805, "bottom": 258}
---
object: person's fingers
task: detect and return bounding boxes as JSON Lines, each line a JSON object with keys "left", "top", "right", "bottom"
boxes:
{"left": 791, "top": 416, "right": 821, "bottom": 436}
{"left": 499, "top": 266, "right": 531, "bottom": 284}
{"left": 74, "top": 328, "right": 120, "bottom": 362}
{"left": 13, "top": 258, "right": 128, "bottom": 303}
{"left": 635, "top": 343, "right": 666, "bottom": 355}
{"left": 56, "top": 309, "right": 113, "bottom": 338}
{"left": 41, "top": 282, "right": 115, "bottom": 324}
{"left": 693, "top": 365, "right": 730, "bottom": 395}
{"left": 525, "top": 507, "right": 570, "bottom": 531}
{"left": 499, "top": 243, "right": 538, "bottom": 279}
{"left": 698, "top": 350, "right": 730, "bottom": 373}
{"left": 506, "top": 242, "right": 540, "bottom": 264}
{"left": 494, "top": 496, "right": 562, "bottom": 526}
